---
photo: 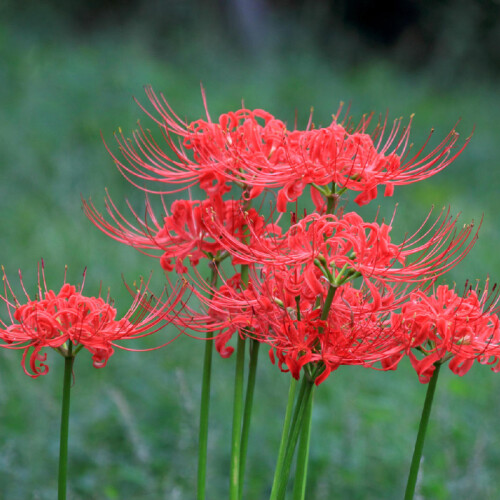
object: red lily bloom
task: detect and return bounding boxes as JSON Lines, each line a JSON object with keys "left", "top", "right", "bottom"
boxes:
{"left": 110, "top": 87, "right": 469, "bottom": 210}
{"left": 0, "top": 264, "right": 185, "bottom": 377}
{"left": 266, "top": 303, "right": 402, "bottom": 385}
{"left": 392, "top": 282, "right": 500, "bottom": 383}
{"left": 184, "top": 262, "right": 406, "bottom": 384}
{"left": 250, "top": 270, "right": 404, "bottom": 385}
{"left": 83, "top": 191, "right": 281, "bottom": 273}
{"left": 205, "top": 207, "right": 478, "bottom": 286}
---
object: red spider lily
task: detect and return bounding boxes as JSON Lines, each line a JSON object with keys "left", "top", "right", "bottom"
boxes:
{"left": 83, "top": 191, "right": 281, "bottom": 273}
{"left": 392, "top": 282, "right": 500, "bottom": 383}
{"left": 110, "top": 87, "right": 469, "bottom": 210}
{"left": 205, "top": 207, "right": 479, "bottom": 286}
{"left": 0, "top": 263, "right": 185, "bottom": 377}
{"left": 181, "top": 263, "right": 407, "bottom": 384}
{"left": 266, "top": 306, "right": 402, "bottom": 385}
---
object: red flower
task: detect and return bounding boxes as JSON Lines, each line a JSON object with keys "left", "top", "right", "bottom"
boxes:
{"left": 258, "top": 277, "right": 405, "bottom": 384}
{"left": 205, "top": 207, "right": 478, "bottom": 286}
{"left": 184, "top": 262, "right": 405, "bottom": 384}
{"left": 0, "top": 264, "right": 185, "bottom": 377}
{"left": 110, "top": 87, "right": 469, "bottom": 211}
{"left": 83, "top": 191, "right": 280, "bottom": 272}
{"left": 392, "top": 282, "right": 500, "bottom": 383}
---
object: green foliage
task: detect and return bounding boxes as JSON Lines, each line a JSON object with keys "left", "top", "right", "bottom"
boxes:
{"left": 1, "top": 7, "right": 500, "bottom": 500}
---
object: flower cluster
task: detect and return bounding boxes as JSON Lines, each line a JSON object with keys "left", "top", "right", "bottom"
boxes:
{"left": 84, "top": 191, "right": 279, "bottom": 274}
{"left": 0, "top": 264, "right": 184, "bottom": 377}
{"left": 84, "top": 87, "right": 498, "bottom": 385}
{"left": 117, "top": 88, "right": 468, "bottom": 208}
{"left": 392, "top": 283, "right": 500, "bottom": 382}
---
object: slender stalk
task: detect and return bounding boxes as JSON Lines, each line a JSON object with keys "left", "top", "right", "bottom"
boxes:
{"left": 276, "top": 377, "right": 315, "bottom": 500}
{"left": 229, "top": 334, "right": 246, "bottom": 500}
{"left": 197, "top": 266, "right": 219, "bottom": 500}
{"left": 271, "top": 279, "right": 334, "bottom": 499}
{"left": 404, "top": 363, "right": 442, "bottom": 500}
{"left": 240, "top": 264, "right": 249, "bottom": 286}
{"left": 238, "top": 338, "right": 260, "bottom": 499}
{"left": 270, "top": 377, "right": 298, "bottom": 500}
{"left": 58, "top": 342, "right": 74, "bottom": 500}
{"left": 321, "top": 285, "right": 337, "bottom": 320}
{"left": 292, "top": 386, "right": 315, "bottom": 500}
{"left": 197, "top": 335, "right": 214, "bottom": 500}
{"left": 326, "top": 195, "right": 337, "bottom": 215}
{"left": 228, "top": 257, "right": 249, "bottom": 498}
{"left": 284, "top": 376, "right": 308, "bottom": 457}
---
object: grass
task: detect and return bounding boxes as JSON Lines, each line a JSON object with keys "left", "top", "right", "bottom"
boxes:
{"left": 1, "top": 10, "right": 500, "bottom": 499}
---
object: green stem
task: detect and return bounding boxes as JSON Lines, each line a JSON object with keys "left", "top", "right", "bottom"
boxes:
{"left": 326, "top": 195, "right": 337, "bottom": 215}
{"left": 58, "top": 342, "right": 74, "bottom": 500}
{"left": 326, "top": 182, "right": 339, "bottom": 215}
{"left": 238, "top": 339, "right": 260, "bottom": 499}
{"left": 292, "top": 386, "right": 315, "bottom": 500}
{"left": 404, "top": 363, "right": 442, "bottom": 500}
{"left": 284, "top": 377, "right": 308, "bottom": 457}
{"left": 270, "top": 377, "right": 298, "bottom": 500}
{"left": 276, "top": 377, "right": 315, "bottom": 500}
{"left": 240, "top": 265, "right": 249, "bottom": 287}
{"left": 197, "top": 266, "right": 219, "bottom": 500}
{"left": 229, "top": 334, "right": 246, "bottom": 500}
{"left": 321, "top": 285, "right": 337, "bottom": 321}
{"left": 228, "top": 261, "right": 249, "bottom": 499}
{"left": 197, "top": 336, "right": 214, "bottom": 500}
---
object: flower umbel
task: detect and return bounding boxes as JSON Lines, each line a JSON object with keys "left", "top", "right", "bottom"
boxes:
{"left": 109, "top": 87, "right": 470, "bottom": 211}
{"left": 393, "top": 282, "right": 500, "bottom": 382}
{"left": 0, "top": 263, "right": 184, "bottom": 377}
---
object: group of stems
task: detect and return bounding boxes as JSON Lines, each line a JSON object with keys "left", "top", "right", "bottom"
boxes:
{"left": 197, "top": 264, "right": 219, "bottom": 500}
{"left": 266, "top": 353, "right": 442, "bottom": 500}
{"left": 197, "top": 259, "right": 262, "bottom": 500}
{"left": 56, "top": 330, "right": 441, "bottom": 500}
{"left": 270, "top": 374, "right": 316, "bottom": 500}
{"left": 228, "top": 263, "right": 261, "bottom": 500}
{"left": 56, "top": 312, "right": 442, "bottom": 500}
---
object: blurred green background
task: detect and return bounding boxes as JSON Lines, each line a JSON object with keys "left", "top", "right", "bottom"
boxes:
{"left": 1, "top": 1, "right": 500, "bottom": 498}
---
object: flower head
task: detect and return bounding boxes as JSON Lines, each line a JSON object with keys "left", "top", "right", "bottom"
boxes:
{"left": 0, "top": 263, "right": 184, "bottom": 377}
{"left": 83, "top": 191, "right": 280, "bottom": 273}
{"left": 183, "top": 261, "right": 406, "bottom": 384}
{"left": 109, "top": 87, "right": 470, "bottom": 210}
{"left": 205, "top": 207, "right": 478, "bottom": 286}
{"left": 392, "top": 282, "right": 500, "bottom": 382}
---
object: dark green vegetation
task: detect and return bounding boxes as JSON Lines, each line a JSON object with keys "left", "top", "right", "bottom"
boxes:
{"left": 1, "top": 3, "right": 500, "bottom": 498}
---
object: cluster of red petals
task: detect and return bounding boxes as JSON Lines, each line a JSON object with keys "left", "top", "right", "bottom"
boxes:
{"left": 266, "top": 307, "right": 400, "bottom": 385}
{"left": 205, "top": 208, "right": 478, "bottom": 287}
{"left": 391, "top": 283, "right": 500, "bottom": 383}
{"left": 109, "top": 87, "right": 468, "bottom": 212}
{"left": 86, "top": 88, "right": 486, "bottom": 386}
{"left": 182, "top": 264, "right": 405, "bottom": 384}
{"left": 83, "top": 192, "right": 280, "bottom": 274}
{"left": 256, "top": 277, "right": 405, "bottom": 384}
{"left": 0, "top": 267, "right": 184, "bottom": 377}
{"left": 181, "top": 110, "right": 458, "bottom": 210}
{"left": 186, "top": 268, "right": 500, "bottom": 385}
{"left": 121, "top": 88, "right": 468, "bottom": 212}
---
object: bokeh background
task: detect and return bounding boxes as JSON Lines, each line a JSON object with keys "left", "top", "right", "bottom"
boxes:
{"left": 1, "top": 1, "right": 500, "bottom": 498}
